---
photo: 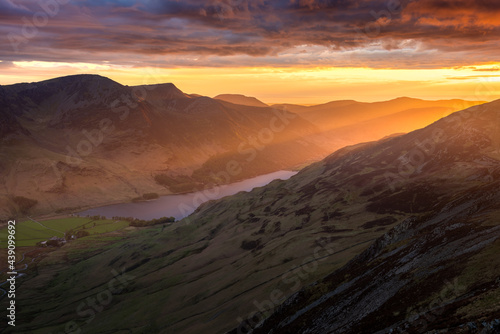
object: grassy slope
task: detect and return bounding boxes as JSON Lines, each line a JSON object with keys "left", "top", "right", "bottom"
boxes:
{"left": 1, "top": 102, "right": 498, "bottom": 333}
{"left": 0, "top": 217, "right": 129, "bottom": 247}
{"left": 0, "top": 159, "right": 407, "bottom": 333}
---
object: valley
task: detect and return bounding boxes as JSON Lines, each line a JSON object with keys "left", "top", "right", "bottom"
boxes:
{"left": 0, "top": 75, "right": 484, "bottom": 221}
{"left": 2, "top": 1, "right": 500, "bottom": 333}
{"left": 1, "top": 95, "right": 498, "bottom": 333}
{"left": 78, "top": 170, "right": 297, "bottom": 221}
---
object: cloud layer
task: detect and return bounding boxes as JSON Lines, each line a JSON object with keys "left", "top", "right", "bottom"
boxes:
{"left": 1, "top": 0, "right": 499, "bottom": 68}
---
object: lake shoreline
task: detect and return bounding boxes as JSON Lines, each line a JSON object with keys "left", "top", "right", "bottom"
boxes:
{"left": 77, "top": 170, "right": 298, "bottom": 221}
{"left": 13, "top": 170, "right": 298, "bottom": 224}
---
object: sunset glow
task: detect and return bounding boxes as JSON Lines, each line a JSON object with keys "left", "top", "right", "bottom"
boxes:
{"left": 1, "top": 0, "right": 500, "bottom": 104}
{"left": 1, "top": 63, "right": 499, "bottom": 104}
{"left": 2, "top": 3, "right": 500, "bottom": 332}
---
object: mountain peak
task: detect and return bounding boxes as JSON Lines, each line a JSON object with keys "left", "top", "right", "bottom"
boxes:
{"left": 39, "top": 74, "right": 122, "bottom": 88}
{"left": 0, "top": 74, "right": 132, "bottom": 126}
{"left": 3, "top": 74, "right": 123, "bottom": 94}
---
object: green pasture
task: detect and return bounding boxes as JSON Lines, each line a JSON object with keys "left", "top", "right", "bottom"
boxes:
{"left": 0, "top": 217, "right": 129, "bottom": 247}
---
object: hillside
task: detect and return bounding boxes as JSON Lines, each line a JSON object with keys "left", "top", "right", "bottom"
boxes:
{"left": 272, "top": 98, "right": 487, "bottom": 163}
{"left": 249, "top": 100, "right": 500, "bottom": 334}
{"left": 2, "top": 101, "right": 499, "bottom": 333}
{"left": 0, "top": 75, "right": 329, "bottom": 219}
{"left": 0, "top": 76, "right": 485, "bottom": 219}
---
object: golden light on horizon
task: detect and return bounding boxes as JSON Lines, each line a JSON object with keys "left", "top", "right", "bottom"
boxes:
{"left": 1, "top": 61, "right": 499, "bottom": 105}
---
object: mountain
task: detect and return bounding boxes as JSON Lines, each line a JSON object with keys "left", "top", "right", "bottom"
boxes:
{"left": 314, "top": 105, "right": 469, "bottom": 151}
{"left": 0, "top": 75, "right": 329, "bottom": 218}
{"left": 248, "top": 100, "right": 500, "bottom": 334}
{"left": 214, "top": 94, "right": 269, "bottom": 107}
{"left": 3, "top": 100, "right": 499, "bottom": 333}
{"left": 271, "top": 98, "right": 487, "bottom": 163}
{"left": 276, "top": 97, "right": 484, "bottom": 131}
{"left": 0, "top": 75, "right": 485, "bottom": 219}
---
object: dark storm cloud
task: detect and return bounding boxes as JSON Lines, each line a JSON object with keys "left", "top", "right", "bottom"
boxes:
{"left": 0, "top": 0, "right": 499, "bottom": 68}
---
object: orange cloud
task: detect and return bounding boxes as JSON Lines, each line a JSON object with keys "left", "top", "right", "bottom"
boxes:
{"left": 0, "top": 0, "right": 499, "bottom": 71}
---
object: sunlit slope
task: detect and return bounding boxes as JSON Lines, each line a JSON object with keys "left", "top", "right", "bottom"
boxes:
{"left": 275, "top": 98, "right": 487, "bottom": 159}
{"left": 293, "top": 97, "right": 484, "bottom": 130}
{"left": 249, "top": 100, "right": 500, "bottom": 334}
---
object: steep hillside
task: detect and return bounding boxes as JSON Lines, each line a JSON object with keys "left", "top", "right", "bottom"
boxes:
{"left": 0, "top": 75, "right": 328, "bottom": 218}
{"left": 2, "top": 101, "right": 499, "bottom": 334}
{"left": 252, "top": 183, "right": 500, "bottom": 334}
{"left": 248, "top": 100, "right": 500, "bottom": 334}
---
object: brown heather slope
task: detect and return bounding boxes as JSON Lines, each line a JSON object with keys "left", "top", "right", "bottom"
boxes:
{"left": 2, "top": 101, "right": 499, "bottom": 334}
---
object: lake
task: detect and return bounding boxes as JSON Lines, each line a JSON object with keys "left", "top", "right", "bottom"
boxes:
{"left": 78, "top": 170, "right": 297, "bottom": 220}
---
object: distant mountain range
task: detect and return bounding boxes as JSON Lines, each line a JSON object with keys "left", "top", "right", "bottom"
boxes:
{"left": 274, "top": 97, "right": 481, "bottom": 129}
{"left": 0, "top": 75, "right": 485, "bottom": 218}
{"left": 5, "top": 99, "right": 499, "bottom": 333}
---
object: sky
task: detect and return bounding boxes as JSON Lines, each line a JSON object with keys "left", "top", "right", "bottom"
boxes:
{"left": 0, "top": 0, "right": 499, "bottom": 104}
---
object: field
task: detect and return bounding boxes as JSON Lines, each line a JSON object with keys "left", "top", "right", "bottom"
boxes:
{"left": 0, "top": 217, "right": 130, "bottom": 247}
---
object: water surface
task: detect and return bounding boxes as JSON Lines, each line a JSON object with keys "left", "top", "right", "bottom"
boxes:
{"left": 78, "top": 170, "right": 297, "bottom": 220}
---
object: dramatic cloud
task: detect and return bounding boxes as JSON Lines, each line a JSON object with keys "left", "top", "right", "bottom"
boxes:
{"left": 0, "top": 0, "right": 499, "bottom": 68}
